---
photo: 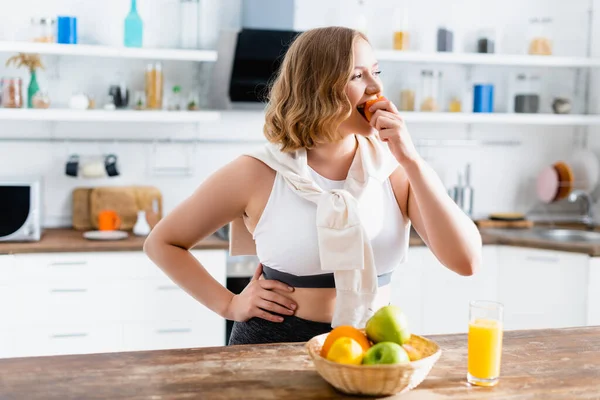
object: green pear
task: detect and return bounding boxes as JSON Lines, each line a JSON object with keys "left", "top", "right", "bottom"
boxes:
{"left": 365, "top": 305, "right": 411, "bottom": 345}
{"left": 362, "top": 342, "right": 410, "bottom": 365}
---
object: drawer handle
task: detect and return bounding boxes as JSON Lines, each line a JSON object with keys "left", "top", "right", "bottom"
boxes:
{"left": 49, "top": 261, "right": 88, "bottom": 267}
{"left": 50, "top": 333, "right": 89, "bottom": 339}
{"left": 50, "top": 289, "right": 88, "bottom": 293}
{"left": 525, "top": 255, "right": 560, "bottom": 263}
{"left": 156, "top": 328, "right": 192, "bottom": 334}
{"left": 156, "top": 285, "right": 180, "bottom": 291}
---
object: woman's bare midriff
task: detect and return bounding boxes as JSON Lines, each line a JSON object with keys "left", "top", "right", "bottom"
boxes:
{"left": 262, "top": 279, "right": 392, "bottom": 323}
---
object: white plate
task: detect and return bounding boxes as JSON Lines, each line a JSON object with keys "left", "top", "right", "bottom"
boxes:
{"left": 83, "top": 230, "right": 129, "bottom": 241}
{"left": 569, "top": 149, "right": 600, "bottom": 192}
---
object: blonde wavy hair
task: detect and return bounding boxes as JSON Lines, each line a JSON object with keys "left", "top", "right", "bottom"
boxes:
{"left": 263, "top": 27, "right": 368, "bottom": 152}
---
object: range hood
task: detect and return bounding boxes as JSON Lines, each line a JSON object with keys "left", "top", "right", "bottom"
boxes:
{"left": 209, "top": 28, "right": 301, "bottom": 110}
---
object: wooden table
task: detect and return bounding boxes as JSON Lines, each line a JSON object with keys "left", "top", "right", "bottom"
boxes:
{"left": 0, "top": 326, "right": 598, "bottom": 399}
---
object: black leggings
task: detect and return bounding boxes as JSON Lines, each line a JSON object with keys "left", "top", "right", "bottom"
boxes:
{"left": 228, "top": 315, "right": 332, "bottom": 345}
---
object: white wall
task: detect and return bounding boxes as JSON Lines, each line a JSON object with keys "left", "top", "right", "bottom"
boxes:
{"left": 0, "top": 0, "right": 597, "bottom": 228}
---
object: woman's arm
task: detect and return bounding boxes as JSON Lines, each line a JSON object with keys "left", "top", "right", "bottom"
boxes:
{"left": 370, "top": 100, "right": 482, "bottom": 276}
{"left": 143, "top": 156, "right": 296, "bottom": 322}
{"left": 397, "top": 161, "right": 482, "bottom": 276}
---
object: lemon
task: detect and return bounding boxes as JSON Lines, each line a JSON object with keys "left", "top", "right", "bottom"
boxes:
{"left": 325, "top": 337, "right": 364, "bottom": 365}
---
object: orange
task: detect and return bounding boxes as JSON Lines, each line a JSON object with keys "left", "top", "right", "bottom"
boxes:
{"left": 320, "top": 325, "right": 371, "bottom": 358}
{"left": 326, "top": 337, "right": 364, "bottom": 365}
{"left": 402, "top": 343, "right": 421, "bottom": 361}
{"left": 363, "top": 96, "right": 387, "bottom": 122}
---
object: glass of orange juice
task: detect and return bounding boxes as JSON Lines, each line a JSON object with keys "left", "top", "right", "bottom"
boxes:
{"left": 467, "top": 300, "right": 504, "bottom": 387}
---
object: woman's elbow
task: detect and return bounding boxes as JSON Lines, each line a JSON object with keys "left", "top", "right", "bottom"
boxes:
{"left": 143, "top": 231, "right": 160, "bottom": 259}
{"left": 456, "top": 247, "right": 482, "bottom": 276}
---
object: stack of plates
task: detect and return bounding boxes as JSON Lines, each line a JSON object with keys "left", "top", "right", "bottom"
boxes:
{"left": 536, "top": 149, "right": 599, "bottom": 204}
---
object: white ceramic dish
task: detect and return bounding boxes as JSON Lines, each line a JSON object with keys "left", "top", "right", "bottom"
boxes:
{"left": 83, "top": 230, "right": 129, "bottom": 241}
{"left": 569, "top": 149, "right": 599, "bottom": 192}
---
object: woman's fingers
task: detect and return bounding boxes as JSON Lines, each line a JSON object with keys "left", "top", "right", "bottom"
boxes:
{"left": 260, "top": 290, "right": 296, "bottom": 311}
{"left": 258, "top": 299, "right": 295, "bottom": 315}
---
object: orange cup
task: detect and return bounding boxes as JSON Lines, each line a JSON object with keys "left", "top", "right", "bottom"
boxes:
{"left": 98, "top": 210, "right": 121, "bottom": 231}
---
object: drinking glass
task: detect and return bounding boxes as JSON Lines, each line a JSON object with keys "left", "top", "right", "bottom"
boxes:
{"left": 467, "top": 300, "right": 504, "bottom": 387}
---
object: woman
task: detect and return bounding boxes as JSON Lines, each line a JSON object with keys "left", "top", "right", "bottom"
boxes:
{"left": 144, "top": 27, "right": 482, "bottom": 345}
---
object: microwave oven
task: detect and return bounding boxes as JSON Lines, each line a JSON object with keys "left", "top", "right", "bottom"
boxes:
{"left": 0, "top": 177, "right": 42, "bottom": 242}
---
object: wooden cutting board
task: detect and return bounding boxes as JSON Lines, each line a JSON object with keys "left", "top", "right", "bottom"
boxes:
{"left": 72, "top": 188, "right": 94, "bottom": 230}
{"left": 72, "top": 186, "right": 163, "bottom": 231}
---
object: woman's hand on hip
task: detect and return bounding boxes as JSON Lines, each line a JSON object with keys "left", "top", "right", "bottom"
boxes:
{"left": 226, "top": 263, "right": 297, "bottom": 323}
{"left": 368, "top": 99, "right": 420, "bottom": 166}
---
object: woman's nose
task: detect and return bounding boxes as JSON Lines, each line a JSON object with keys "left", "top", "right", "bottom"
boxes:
{"left": 366, "top": 83, "right": 382, "bottom": 96}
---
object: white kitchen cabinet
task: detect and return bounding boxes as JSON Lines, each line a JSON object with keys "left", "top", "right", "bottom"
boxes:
{"left": 421, "top": 246, "right": 499, "bottom": 335}
{"left": 587, "top": 258, "right": 600, "bottom": 326}
{"left": 0, "top": 255, "right": 16, "bottom": 323}
{"left": 389, "top": 247, "right": 424, "bottom": 334}
{"left": 0, "top": 254, "right": 16, "bottom": 281}
{"left": 7, "top": 323, "right": 124, "bottom": 358}
{"left": 0, "top": 249, "right": 227, "bottom": 359}
{"left": 497, "top": 246, "right": 589, "bottom": 331}
{"left": 122, "top": 320, "right": 222, "bottom": 351}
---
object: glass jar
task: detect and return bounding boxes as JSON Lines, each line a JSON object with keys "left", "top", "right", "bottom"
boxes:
{"left": 167, "top": 85, "right": 183, "bottom": 111}
{"left": 448, "top": 96, "right": 462, "bottom": 112}
{"left": 392, "top": 6, "right": 410, "bottom": 51}
{"left": 528, "top": 17, "right": 552, "bottom": 55}
{"left": 180, "top": 0, "right": 199, "bottom": 49}
{"left": 437, "top": 26, "right": 454, "bottom": 52}
{"left": 31, "top": 17, "right": 56, "bottom": 43}
{"left": 133, "top": 91, "right": 146, "bottom": 110}
{"left": 145, "top": 62, "right": 164, "bottom": 110}
{"left": 32, "top": 90, "right": 50, "bottom": 109}
{"left": 420, "top": 70, "right": 441, "bottom": 112}
{"left": 1, "top": 78, "right": 23, "bottom": 108}
{"left": 477, "top": 28, "right": 496, "bottom": 54}
{"left": 513, "top": 73, "right": 541, "bottom": 113}
{"left": 187, "top": 91, "right": 200, "bottom": 111}
{"left": 399, "top": 88, "right": 415, "bottom": 111}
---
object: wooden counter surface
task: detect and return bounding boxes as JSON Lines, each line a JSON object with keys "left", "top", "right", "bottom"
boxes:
{"left": 0, "top": 326, "right": 598, "bottom": 399}
{"left": 0, "top": 228, "right": 229, "bottom": 254}
{"left": 2, "top": 224, "right": 600, "bottom": 257}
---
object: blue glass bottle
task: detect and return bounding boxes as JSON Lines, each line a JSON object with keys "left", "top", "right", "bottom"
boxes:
{"left": 124, "top": 0, "right": 143, "bottom": 47}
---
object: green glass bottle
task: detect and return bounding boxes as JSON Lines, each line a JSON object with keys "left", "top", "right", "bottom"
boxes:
{"left": 27, "top": 70, "right": 40, "bottom": 109}
{"left": 124, "top": 0, "right": 143, "bottom": 47}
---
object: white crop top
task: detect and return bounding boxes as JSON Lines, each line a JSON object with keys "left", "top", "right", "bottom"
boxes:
{"left": 253, "top": 167, "right": 410, "bottom": 276}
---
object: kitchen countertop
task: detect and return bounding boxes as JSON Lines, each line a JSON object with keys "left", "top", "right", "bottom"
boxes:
{"left": 2, "top": 224, "right": 600, "bottom": 256}
{"left": 0, "top": 326, "right": 598, "bottom": 399}
{"left": 0, "top": 228, "right": 229, "bottom": 254}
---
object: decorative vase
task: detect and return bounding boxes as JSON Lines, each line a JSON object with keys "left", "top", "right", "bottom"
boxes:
{"left": 133, "top": 210, "right": 151, "bottom": 236}
{"left": 27, "top": 70, "right": 40, "bottom": 109}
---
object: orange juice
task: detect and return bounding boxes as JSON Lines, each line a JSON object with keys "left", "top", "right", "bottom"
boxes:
{"left": 468, "top": 318, "right": 503, "bottom": 385}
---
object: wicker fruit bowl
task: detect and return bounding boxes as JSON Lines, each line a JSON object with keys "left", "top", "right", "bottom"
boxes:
{"left": 305, "top": 331, "right": 441, "bottom": 397}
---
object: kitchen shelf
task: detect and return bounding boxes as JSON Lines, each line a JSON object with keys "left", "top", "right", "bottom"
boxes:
{"left": 376, "top": 50, "right": 600, "bottom": 68}
{"left": 0, "top": 41, "right": 218, "bottom": 62}
{"left": 1, "top": 109, "right": 597, "bottom": 126}
{"left": 401, "top": 112, "right": 600, "bottom": 125}
{"left": 0, "top": 108, "right": 221, "bottom": 123}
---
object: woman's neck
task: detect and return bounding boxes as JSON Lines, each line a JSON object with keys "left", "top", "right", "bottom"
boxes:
{"left": 307, "top": 134, "right": 357, "bottom": 181}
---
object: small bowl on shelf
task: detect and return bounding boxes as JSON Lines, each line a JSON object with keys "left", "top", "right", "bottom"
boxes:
{"left": 305, "top": 331, "right": 441, "bottom": 397}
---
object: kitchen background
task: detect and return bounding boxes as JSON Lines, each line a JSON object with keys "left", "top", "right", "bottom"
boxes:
{"left": 2, "top": 0, "right": 600, "bottom": 357}
{"left": 1, "top": 0, "right": 600, "bottom": 225}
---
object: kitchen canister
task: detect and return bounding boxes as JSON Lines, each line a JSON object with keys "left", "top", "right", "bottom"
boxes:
{"left": 57, "top": 16, "right": 78, "bottom": 44}
{"left": 473, "top": 84, "right": 494, "bottom": 113}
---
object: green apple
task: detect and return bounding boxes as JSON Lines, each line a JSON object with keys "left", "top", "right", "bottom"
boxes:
{"left": 365, "top": 305, "right": 411, "bottom": 345}
{"left": 362, "top": 342, "right": 410, "bottom": 365}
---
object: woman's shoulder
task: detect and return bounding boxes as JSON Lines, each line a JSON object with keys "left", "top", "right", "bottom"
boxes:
{"left": 218, "top": 155, "right": 276, "bottom": 185}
